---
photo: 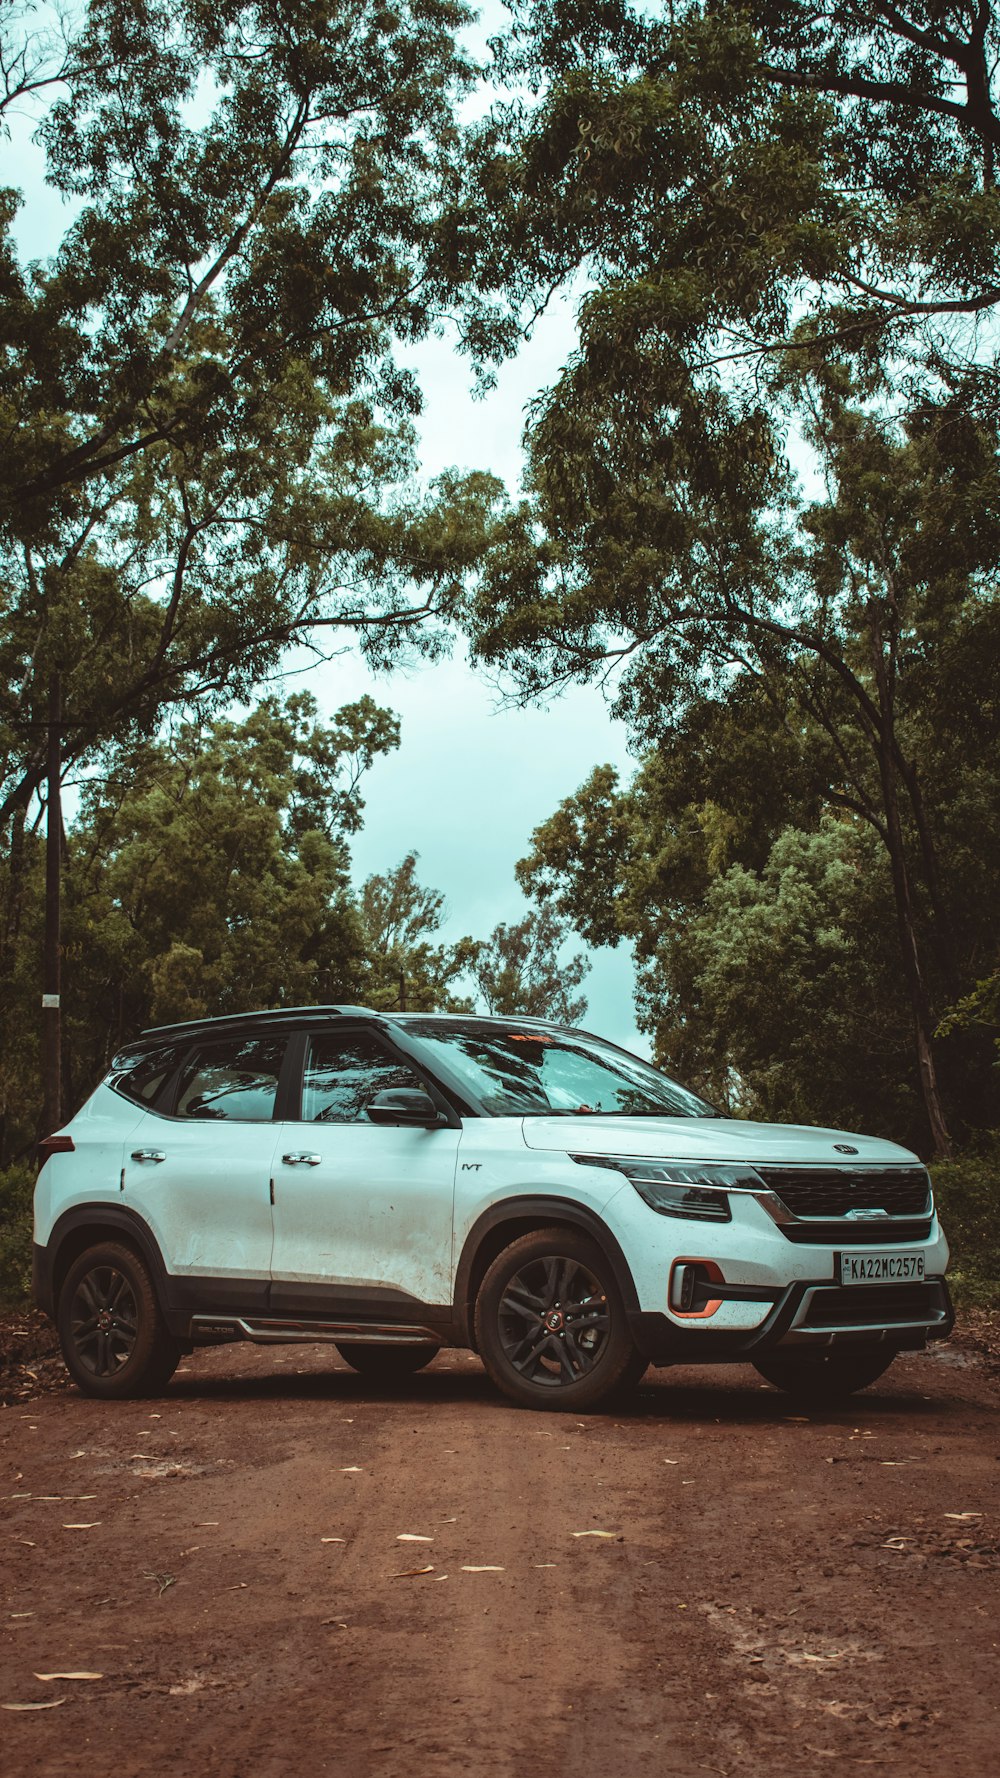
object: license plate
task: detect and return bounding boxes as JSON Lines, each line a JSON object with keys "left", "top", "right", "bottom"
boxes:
{"left": 839, "top": 1251, "right": 925, "bottom": 1285}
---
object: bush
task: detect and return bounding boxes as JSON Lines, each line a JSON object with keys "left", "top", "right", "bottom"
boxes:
{"left": 931, "top": 1135, "right": 1000, "bottom": 1307}
{"left": 0, "top": 1164, "right": 34, "bottom": 1306}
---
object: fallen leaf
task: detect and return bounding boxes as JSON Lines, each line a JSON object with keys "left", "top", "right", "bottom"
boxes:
{"left": 396, "top": 1534, "right": 433, "bottom": 1542}
{"left": 340, "top": 1467, "right": 363, "bottom": 1474}
{"left": 2, "top": 1699, "right": 66, "bottom": 1712}
{"left": 62, "top": 1523, "right": 101, "bottom": 1530}
{"left": 142, "top": 1571, "right": 176, "bottom": 1596}
{"left": 392, "top": 1566, "right": 435, "bottom": 1578}
{"left": 571, "top": 1530, "right": 616, "bottom": 1539}
{"left": 34, "top": 1672, "right": 103, "bottom": 1682}
{"left": 944, "top": 1512, "right": 983, "bottom": 1520}
{"left": 460, "top": 1565, "right": 504, "bottom": 1572}
{"left": 320, "top": 1537, "right": 346, "bottom": 1544}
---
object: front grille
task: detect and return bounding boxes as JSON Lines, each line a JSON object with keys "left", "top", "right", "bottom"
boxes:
{"left": 757, "top": 1165, "right": 931, "bottom": 1220}
{"left": 778, "top": 1217, "right": 933, "bottom": 1246}
{"left": 799, "top": 1281, "right": 947, "bottom": 1329}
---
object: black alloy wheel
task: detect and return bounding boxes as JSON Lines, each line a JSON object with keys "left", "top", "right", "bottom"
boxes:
{"left": 334, "top": 1341, "right": 440, "bottom": 1379}
{"left": 475, "top": 1226, "right": 647, "bottom": 1411}
{"left": 57, "top": 1241, "right": 181, "bottom": 1399}
{"left": 754, "top": 1348, "right": 896, "bottom": 1401}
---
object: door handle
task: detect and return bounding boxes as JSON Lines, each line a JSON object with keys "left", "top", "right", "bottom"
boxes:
{"left": 131, "top": 1149, "right": 166, "bottom": 1163}
{"left": 282, "top": 1151, "right": 322, "bottom": 1166}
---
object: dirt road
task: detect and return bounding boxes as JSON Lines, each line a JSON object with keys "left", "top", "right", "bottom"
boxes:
{"left": 2, "top": 1342, "right": 999, "bottom": 1777}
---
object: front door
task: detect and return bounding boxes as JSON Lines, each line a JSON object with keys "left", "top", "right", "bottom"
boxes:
{"left": 269, "top": 1027, "right": 460, "bottom": 1315}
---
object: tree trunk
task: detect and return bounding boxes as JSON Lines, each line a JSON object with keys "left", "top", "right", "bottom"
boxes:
{"left": 869, "top": 617, "right": 952, "bottom": 1157}
{"left": 42, "top": 672, "right": 62, "bottom": 1137}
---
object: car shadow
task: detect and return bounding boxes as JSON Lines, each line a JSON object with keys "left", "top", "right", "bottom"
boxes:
{"left": 157, "top": 1351, "right": 979, "bottom": 1426}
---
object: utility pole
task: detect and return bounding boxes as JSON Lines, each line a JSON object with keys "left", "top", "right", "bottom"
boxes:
{"left": 41, "top": 671, "right": 62, "bottom": 1136}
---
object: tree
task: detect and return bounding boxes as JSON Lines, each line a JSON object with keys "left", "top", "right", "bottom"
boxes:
{"left": 467, "top": 2, "right": 1000, "bottom": 395}
{"left": 467, "top": 904, "right": 589, "bottom": 1022}
{"left": 0, "top": 690, "right": 399, "bottom": 1158}
{"left": 358, "top": 852, "right": 475, "bottom": 1011}
{"left": 1, "top": 0, "right": 500, "bottom": 833}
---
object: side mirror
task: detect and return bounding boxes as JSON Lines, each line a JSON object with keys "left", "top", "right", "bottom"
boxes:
{"left": 366, "top": 1087, "right": 445, "bottom": 1128}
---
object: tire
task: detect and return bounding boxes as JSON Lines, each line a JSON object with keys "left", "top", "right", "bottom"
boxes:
{"left": 474, "top": 1226, "right": 647, "bottom": 1412}
{"left": 334, "top": 1341, "right": 440, "bottom": 1380}
{"left": 57, "top": 1241, "right": 181, "bottom": 1400}
{"left": 754, "top": 1349, "right": 896, "bottom": 1402}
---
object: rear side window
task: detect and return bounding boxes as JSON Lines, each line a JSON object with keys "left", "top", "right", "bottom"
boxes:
{"left": 172, "top": 1035, "right": 287, "bottom": 1122}
{"left": 109, "top": 1043, "right": 187, "bottom": 1108}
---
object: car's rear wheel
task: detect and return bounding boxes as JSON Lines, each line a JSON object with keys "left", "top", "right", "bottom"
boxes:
{"left": 753, "top": 1349, "right": 896, "bottom": 1401}
{"left": 474, "top": 1226, "right": 647, "bottom": 1412}
{"left": 57, "top": 1241, "right": 181, "bottom": 1399}
{"left": 334, "top": 1341, "right": 440, "bottom": 1379}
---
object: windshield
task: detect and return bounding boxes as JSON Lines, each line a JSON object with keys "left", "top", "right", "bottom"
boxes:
{"left": 404, "top": 1021, "right": 717, "bottom": 1118}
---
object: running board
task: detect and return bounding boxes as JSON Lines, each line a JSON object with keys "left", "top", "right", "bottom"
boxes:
{"left": 188, "top": 1314, "right": 441, "bottom": 1347}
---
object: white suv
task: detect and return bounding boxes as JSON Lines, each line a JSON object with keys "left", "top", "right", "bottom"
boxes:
{"left": 33, "top": 1007, "right": 953, "bottom": 1411}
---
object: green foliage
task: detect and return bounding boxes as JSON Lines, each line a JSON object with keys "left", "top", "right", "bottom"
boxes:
{"left": 0, "top": 1164, "right": 34, "bottom": 1306}
{"left": 931, "top": 1138, "right": 1000, "bottom": 1306}
{"left": 1, "top": 0, "right": 501, "bottom": 840}
{"left": 0, "top": 691, "right": 403, "bottom": 1156}
{"left": 473, "top": 1, "right": 1000, "bottom": 395}
{"left": 676, "top": 822, "right": 919, "bottom": 1138}
{"left": 460, "top": 2, "right": 1000, "bottom": 1159}
{"left": 467, "top": 904, "right": 589, "bottom": 1023}
{"left": 358, "top": 852, "right": 476, "bottom": 1012}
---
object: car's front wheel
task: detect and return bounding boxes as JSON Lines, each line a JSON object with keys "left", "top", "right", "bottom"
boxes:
{"left": 334, "top": 1341, "right": 440, "bottom": 1380}
{"left": 57, "top": 1241, "right": 181, "bottom": 1399}
{"left": 754, "top": 1349, "right": 896, "bottom": 1401}
{"left": 474, "top": 1226, "right": 647, "bottom": 1412}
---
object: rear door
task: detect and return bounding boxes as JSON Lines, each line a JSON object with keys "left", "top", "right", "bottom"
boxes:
{"left": 269, "top": 1027, "right": 460, "bottom": 1314}
{"left": 122, "top": 1031, "right": 287, "bottom": 1312}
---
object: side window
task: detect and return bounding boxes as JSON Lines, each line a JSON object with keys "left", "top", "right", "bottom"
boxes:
{"left": 302, "top": 1032, "right": 425, "bottom": 1123}
{"left": 109, "top": 1043, "right": 187, "bottom": 1108}
{"left": 173, "top": 1035, "right": 286, "bottom": 1122}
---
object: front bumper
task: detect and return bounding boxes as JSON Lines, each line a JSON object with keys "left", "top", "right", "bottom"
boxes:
{"left": 629, "top": 1274, "right": 954, "bottom": 1365}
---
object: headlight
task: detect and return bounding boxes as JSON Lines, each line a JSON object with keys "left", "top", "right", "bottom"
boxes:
{"left": 571, "top": 1156, "right": 767, "bottom": 1222}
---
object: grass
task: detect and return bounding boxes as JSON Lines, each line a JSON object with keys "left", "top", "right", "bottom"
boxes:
{"left": 930, "top": 1135, "right": 1000, "bottom": 1308}
{"left": 0, "top": 1162, "right": 34, "bottom": 1307}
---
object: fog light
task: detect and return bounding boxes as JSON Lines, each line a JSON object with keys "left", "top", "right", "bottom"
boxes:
{"left": 668, "top": 1259, "right": 725, "bottom": 1318}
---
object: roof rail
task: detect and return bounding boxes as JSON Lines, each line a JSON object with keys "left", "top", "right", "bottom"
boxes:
{"left": 140, "top": 1005, "right": 379, "bottom": 1038}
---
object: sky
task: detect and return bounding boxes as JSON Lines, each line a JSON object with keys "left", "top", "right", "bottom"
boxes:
{"left": 4, "top": 9, "right": 650, "bottom": 1054}
{"left": 284, "top": 304, "right": 646, "bottom": 1052}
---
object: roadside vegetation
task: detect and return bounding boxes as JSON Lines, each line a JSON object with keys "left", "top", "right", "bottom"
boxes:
{"left": 0, "top": 4, "right": 997, "bottom": 1305}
